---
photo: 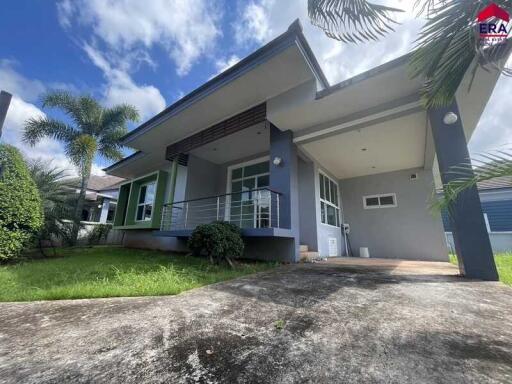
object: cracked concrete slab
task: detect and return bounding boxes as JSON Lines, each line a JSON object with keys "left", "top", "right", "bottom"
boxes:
{"left": 1, "top": 262, "right": 511, "bottom": 383}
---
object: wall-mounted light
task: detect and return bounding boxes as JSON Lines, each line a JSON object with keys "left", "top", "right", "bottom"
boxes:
{"left": 273, "top": 156, "right": 282, "bottom": 166}
{"left": 443, "top": 112, "right": 458, "bottom": 125}
{"left": 97, "top": 204, "right": 102, "bottom": 209}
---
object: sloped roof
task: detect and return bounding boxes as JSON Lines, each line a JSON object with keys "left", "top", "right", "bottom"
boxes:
{"left": 477, "top": 176, "right": 512, "bottom": 191}
{"left": 70, "top": 175, "right": 125, "bottom": 191}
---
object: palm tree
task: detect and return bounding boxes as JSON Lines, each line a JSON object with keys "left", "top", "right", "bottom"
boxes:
{"left": 24, "top": 91, "right": 139, "bottom": 244}
{"left": 28, "top": 160, "right": 76, "bottom": 254}
{"left": 433, "top": 150, "right": 512, "bottom": 213}
{"left": 308, "top": 0, "right": 512, "bottom": 108}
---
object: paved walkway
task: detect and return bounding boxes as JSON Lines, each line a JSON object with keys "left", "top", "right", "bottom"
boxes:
{"left": 1, "top": 260, "right": 511, "bottom": 383}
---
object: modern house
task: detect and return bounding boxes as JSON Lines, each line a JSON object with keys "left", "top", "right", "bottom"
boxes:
{"left": 105, "top": 20, "right": 504, "bottom": 279}
{"left": 71, "top": 175, "right": 123, "bottom": 224}
{"left": 443, "top": 177, "right": 512, "bottom": 253}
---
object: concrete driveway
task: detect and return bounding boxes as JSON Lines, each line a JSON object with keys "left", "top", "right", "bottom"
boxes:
{"left": 1, "top": 259, "right": 512, "bottom": 383}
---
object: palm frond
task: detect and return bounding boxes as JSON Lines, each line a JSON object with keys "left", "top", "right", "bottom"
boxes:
{"left": 102, "top": 104, "right": 139, "bottom": 132}
{"left": 65, "top": 134, "right": 97, "bottom": 171}
{"left": 97, "top": 127, "right": 127, "bottom": 161}
{"left": 434, "top": 149, "right": 512, "bottom": 214}
{"left": 308, "top": 0, "right": 404, "bottom": 43}
{"left": 23, "top": 117, "right": 77, "bottom": 146}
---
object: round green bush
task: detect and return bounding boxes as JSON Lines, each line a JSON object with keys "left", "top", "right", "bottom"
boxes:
{"left": 188, "top": 221, "right": 244, "bottom": 264}
{"left": 0, "top": 144, "right": 43, "bottom": 260}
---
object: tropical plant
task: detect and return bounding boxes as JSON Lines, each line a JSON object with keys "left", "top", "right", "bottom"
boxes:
{"left": 0, "top": 144, "right": 43, "bottom": 260}
{"left": 433, "top": 149, "right": 512, "bottom": 213}
{"left": 23, "top": 91, "right": 139, "bottom": 244}
{"left": 88, "top": 223, "right": 112, "bottom": 245}
{"left": 188, "top": 221, "right": 244, "bottom": 267}
{"left": 308, "top": 0, "right": 512, "bottom": 108}
{"left": 28, "top": 160, "right": 76, "bottom": 254}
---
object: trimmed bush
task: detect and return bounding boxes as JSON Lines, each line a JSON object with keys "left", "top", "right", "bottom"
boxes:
{"left": 188, "top": 221, "right": 244, "bottom": 266}
{"left": 0, "top": 144, "right": 43, "bottom": 260}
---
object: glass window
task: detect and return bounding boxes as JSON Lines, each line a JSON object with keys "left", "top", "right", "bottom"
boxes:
{"left": 363, "top": 194, "right": 397, "bottom": 209}
{"left": 136, "top": 181, "right": 156, "bottom": 221}
{"left": 319, "top": 173, "right": 340, "bottom": 227}
{"left": 379, "top": 195, "right": 395, "bottom": 206}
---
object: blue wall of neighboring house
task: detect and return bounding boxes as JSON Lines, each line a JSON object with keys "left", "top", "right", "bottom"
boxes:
{"left": 442, "top": 199, "right": 512, "bottom": 232}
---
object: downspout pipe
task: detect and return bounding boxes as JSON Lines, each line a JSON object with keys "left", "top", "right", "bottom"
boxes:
{"left": 0, "top": 91, "right": 12, "bottom": 139}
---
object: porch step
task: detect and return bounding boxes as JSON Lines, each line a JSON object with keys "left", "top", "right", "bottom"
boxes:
{"left": 299, "top": 244, "right": 309, "bottom": 252}
{"left": 300, "top": 251, "right": 320, "bottom": 263}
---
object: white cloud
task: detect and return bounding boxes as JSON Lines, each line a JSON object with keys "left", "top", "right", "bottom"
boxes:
{"left": 0, "top": 60, "right": 45, "bottom": 102}
{"left": 58, "top": 0, "right": 222, "bottom": 76}
{"left": 214, "top": 55, "right": 241, "bottom": 75}
{"left": 232, "top": 0, "right": 422, "bottom": 83}
{"left": 83, "top": 44, "right": 166, "bottom": 121}
{"left": 469, "top": 76, "right": 512, "bottom": 154}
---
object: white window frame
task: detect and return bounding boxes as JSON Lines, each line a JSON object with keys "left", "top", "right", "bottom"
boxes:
{"left": 363, "top": 193, "right": 397, "bottom": 209}
{"left": 225, "top": 156, "right": 270, "bottom": 224}
{"left": 135, "top": 181, "right": 156, "bottom": 222}
{"left": 319, "top": 171, "right": 341, "bottom": 227}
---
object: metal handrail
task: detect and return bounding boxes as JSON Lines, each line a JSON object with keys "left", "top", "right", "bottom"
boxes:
{"left": 163, "top": 187, "right": 281, "bottom": 206}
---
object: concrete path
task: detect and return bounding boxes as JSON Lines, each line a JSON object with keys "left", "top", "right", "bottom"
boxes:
{"left": 1, "top": 260, "right": 511, "bottom": 383}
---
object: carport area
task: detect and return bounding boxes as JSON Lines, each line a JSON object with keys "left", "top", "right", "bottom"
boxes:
{"left": 1, "top": 260, "right": 511, "bottom": 383}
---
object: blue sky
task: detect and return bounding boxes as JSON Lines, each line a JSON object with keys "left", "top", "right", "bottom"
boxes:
{"left": 1, "top": 0, "right": 511, "bottom": 175}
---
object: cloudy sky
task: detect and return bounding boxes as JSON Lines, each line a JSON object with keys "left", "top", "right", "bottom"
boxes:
{"left": 1, "top": 0, "right": 510, "bottom": 175}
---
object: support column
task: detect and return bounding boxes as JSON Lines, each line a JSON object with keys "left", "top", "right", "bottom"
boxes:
{"left": 167, "top": 158, "right": 179, "bottom": 204}
{"left": 428, "top": 101, "right": 498, "bottom": 280}
{"left": 99, "top": 198, "right": 110, "bottom": 224}
{"left": 269, "top": 123, "right": 300, "bottom": 261}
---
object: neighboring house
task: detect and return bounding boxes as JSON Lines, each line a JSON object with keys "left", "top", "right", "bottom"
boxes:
{"left": 105, "top": 20, "right": 502, "bottom": 263}
{"left": 443, "top": 177, "right": 512, "bottom": 253}
{"left": 72, "top": 175, "right": 124, "bottom": 224}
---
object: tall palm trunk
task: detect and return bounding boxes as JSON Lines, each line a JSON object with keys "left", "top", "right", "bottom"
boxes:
{"left": 71, "top": 160, "right": 92, "bottom": 245}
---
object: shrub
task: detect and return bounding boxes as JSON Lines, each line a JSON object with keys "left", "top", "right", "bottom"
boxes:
{"left": 88, "top": 223, "right": 112, "bottom": 245}
{"left": 0, "top": 145, "right": 43, "bottom": 260}
{"left": 188, "top": 221, "right": 244, "bottom": 266}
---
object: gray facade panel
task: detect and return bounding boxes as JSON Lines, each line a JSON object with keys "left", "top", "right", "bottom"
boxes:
{"left": 298, "top": 158, "right": 319, "bottom": 251}
{"left": 340, "top": 168, "right": 448, "bottom": 261}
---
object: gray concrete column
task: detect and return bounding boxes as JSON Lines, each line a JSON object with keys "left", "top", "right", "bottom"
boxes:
{"left": 428, "top": 101, "right": 498, "bottom": 280}
{"left": 269, "top": 123, "right": 300, "bottom": 261}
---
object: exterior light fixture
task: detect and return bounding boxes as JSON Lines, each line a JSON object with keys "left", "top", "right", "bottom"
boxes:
{"left": 97, "top": 204, "right": 102, "bottom": 209}
{"left": 443, "top": 112, "right": 458, "bottom": 125}
{"left": 273, "top": 156, "right": 282, "bottom": 166}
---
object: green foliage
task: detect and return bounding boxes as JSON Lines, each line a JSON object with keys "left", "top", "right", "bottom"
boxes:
{"left": 23, "top": 90, "right": 139, "bottom": 244}
{"left": 28, "top": 160, "right": 76, "bottom": 249}
{"left": 308, "top": 0, "right": 403, "bottom": 43}
{"left": 433, "top": 149, "right": 512, "bottom": 214}
{"left": 0, "top": 145, "right": 43, "bottom": 260}
{"left": 88, "top": 224, "right": 112, "bottom": 245}
{"left": 0, "top": 247, "right": 275, "bottom": 301}
{"left": 188, "top": 221, "right": 244, "bottom": 265}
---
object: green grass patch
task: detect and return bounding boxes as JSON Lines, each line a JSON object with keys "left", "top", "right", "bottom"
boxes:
{"left": 450, "top": 253, "right": 512, "bottom": 286}
{"left": 0, "top": 247, "right": 276, "bottom": 302}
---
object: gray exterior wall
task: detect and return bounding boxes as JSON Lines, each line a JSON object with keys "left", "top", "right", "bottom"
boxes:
{"left": 123, "top": 230, "right": 188, "bottom": 252}
{"left": 340, "top": 167, "right": 448, "bottom": 261}
{"left": 298, "top": 157, "right": 318, "bottom": 251}
{"left": 184, "top": 155, "right": 222, "bottom": 200}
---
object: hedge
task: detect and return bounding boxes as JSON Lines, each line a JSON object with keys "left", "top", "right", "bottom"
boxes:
{"left": 0, "top": 144, "right": 43, "bottom": 260}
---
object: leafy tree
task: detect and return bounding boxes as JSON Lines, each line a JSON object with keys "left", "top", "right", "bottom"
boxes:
{"left": 0, "top": 144, "right": 43, "bottom": 260}
{"left": 23, "top": 91, "right": 139, "bottom": 244}
{"left": 308, "top": 0, "right": 512, "bottom": 108}
{"left": 28, "top": 160, "right": 76, "bottom": 254}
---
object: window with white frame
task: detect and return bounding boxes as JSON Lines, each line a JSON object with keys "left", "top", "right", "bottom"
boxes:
{"left": 363, "top": 193, "right": 397, "bottom": 209}
{"left": 319, "top": 173, "right": 340, "bottom": 227}
{"left": 135, "top": 181, "right": 156, "bottom": 221}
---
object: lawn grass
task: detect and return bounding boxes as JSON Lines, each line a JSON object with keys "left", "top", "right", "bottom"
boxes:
{"left": 0, "top": 247, "right": 276, "bottom": 302}
{"left": 449, "top": 253, "right": 512, "bottom": 286}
